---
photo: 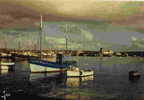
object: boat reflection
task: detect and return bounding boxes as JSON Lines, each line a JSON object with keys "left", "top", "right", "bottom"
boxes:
{"left": 29, "top": 73, "right": 94, "bottom": 87}
{"left": 64, "top": 94, "right": 91, "bottom": 100}
{"left": 0, "top": 66, "right": 9, "bottom": 75}
{"left": 66, "top": 76, "right": 94, "bottom": 87}
{"left": 29, "top": 72, "right": 61, "bottom": 81}
{"left": 38, "top": 75, "right": 94, "bottom": 99}
{"left": 0, "top": 58, "right": 15, "bottom": 73}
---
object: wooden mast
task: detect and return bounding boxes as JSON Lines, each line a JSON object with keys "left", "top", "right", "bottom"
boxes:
{"left": 39, "top": 15, "right": 43, "bottom": 59}
{"left": 65, "top": 24, "right": 68, "bottom": 50}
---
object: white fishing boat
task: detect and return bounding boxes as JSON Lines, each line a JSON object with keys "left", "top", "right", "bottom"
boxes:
{"left": 66, "top": 66, "right": 94, "bottom": 77}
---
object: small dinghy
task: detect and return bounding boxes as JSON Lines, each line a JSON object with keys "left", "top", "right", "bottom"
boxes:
{"left": 66, "top": 66, "right": 94, "bottom": 77}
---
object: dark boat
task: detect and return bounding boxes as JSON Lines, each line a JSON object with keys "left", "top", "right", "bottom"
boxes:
{"left": 129, "top": 71, "right": 141, "bottom": 78}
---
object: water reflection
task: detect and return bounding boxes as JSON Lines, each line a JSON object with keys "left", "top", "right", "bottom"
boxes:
{"left": 29, "top": 72, "right": 61, "bottom": 81}
{"left": 0, "top": 57, "right": 144, "bottom": 100}
{"left": 0, "top": 58, "right": 15, "bottom": 74}
{"left": 0, "top": 68, "right": 8, "bottom": 75}
{"left": 40, "top": 75, "right": 95, "bottom": 100}
{"left": 66, "top": 76, "right": 94, "bottom": 88}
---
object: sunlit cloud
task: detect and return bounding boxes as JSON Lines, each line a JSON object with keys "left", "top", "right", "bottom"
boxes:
{"left": 0, "top": 0, "right": 143, "bottom": 21}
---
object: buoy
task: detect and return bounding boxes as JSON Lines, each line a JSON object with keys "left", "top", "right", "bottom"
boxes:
{"left": 129, "top": 71, "right": 140, "bottom": 77}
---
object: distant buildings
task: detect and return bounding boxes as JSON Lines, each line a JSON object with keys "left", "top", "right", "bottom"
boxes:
{"left": 99, "top": 48, "right": 114, "bottom": 56}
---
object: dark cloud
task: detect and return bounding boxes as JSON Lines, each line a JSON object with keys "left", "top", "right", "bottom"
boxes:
{"left": 0, "top": 2, "right": 71, "bottom": 29}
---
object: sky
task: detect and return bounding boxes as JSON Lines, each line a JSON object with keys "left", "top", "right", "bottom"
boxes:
{"left": 0, "top": 0, "right": 144, "bottom": 50}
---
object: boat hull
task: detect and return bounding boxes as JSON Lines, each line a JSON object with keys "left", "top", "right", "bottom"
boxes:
{"left": 66, "top": 70, "right": 94, "bottom": 77}
{"left": 30, "top": 63, "right": 65, "bottom": 73}
{"left": 0, "top": 62, "right": 15, "bottom": 66}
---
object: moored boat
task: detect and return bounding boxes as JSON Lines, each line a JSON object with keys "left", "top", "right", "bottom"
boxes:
{"left": 29, "top": 15, "right": 76, "bottom": 73}
{"left": 29, "top": 59, "right": 71, "bottom": 73}
{"left": 66, "top": 66, "right": 94, "bottom": 77}
{"left": 129, "top": 71, "right": 141, "bottom": 77}
{"left": 0, "top": 61, "right": 15, "bottom": 71}
{"left": 0, "top": 62, "right": 15, "bottom": 66}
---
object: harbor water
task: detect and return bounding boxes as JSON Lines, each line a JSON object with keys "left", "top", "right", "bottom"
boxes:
{"left": 0, "top": 56, "right": 144, "bottom": 100}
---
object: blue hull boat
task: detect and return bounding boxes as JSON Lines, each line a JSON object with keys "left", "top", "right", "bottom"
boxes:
{"left": 29, "top": 59, "right": 71, "bottom": 73}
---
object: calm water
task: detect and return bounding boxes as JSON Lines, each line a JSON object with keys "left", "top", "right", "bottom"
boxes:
{"left": 0, "top": 57, "right": 144, "bottom": 100}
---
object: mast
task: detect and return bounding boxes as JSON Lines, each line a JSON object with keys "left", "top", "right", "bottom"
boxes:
{"left": 39, "top": 15, "right": 43, "bottom": 59}
{"left": 65, "top": 24, "right": 68, "bottom": 50}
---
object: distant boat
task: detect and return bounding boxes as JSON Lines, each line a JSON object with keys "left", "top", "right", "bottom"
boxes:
{"left": 29, "top": 16, "right": 73, "bottom": 73}
{"left": 0, "top": 52, "right": 12, "bottom": 58}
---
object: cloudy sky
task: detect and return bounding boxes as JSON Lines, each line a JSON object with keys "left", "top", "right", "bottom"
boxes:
{"left": 0, "top": 0, "right": 144, "bottom": 50}
{"left": 0, "top": 1, "right": 144, "bottom": 25}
